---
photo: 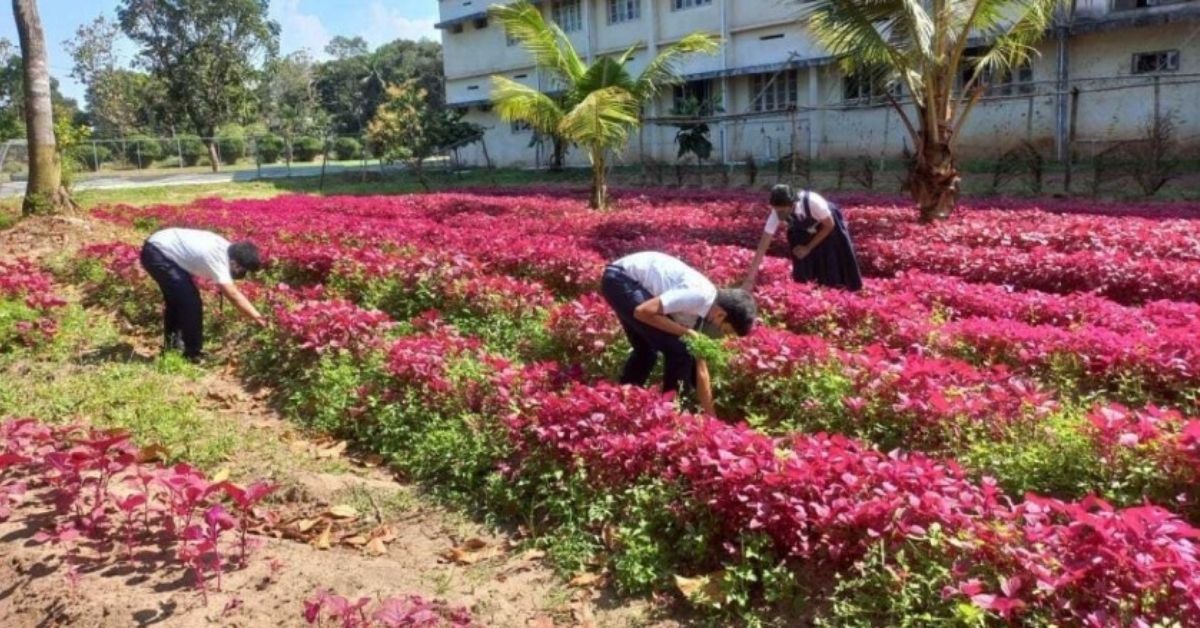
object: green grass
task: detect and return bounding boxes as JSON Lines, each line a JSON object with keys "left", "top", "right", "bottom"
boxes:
{"left": 0, "top": 303, "right": 347, "bottom": 480}
{"left": 0, "top": 305, "right": 236, "bottom": 468}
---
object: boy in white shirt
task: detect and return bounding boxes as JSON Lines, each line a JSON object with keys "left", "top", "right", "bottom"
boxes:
{"left": 139, "top": 228, "right": 266, "bottom": 362}
{"left": 600, "top": 251, "right": 757, "bottom": 415}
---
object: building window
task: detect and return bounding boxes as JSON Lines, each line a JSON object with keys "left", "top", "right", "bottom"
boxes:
{"left": 672, "top": 0, "right": 712, "bottom": 9}
{"left": 449, "top": 23, "right": 464, "bottom": 34}
{"left": 956, "top": 49, "right": 1035, "bottom": 96}
{"left": 552, "top": 0, "right": 583, "bottom": 32}
{"left": 512, "top": 120, "right": 532, "bottom": 133}
{"left": 1133, "top": 50, "right": 1180, "bottom": 74}
{"left": 844, "top": 73, "right": 903, "bottom": 104}
{"left": 473, "top": 17, "right": 488, "bottom": 29}
{"left": 506, "top": 30, "right": 519, "bottom": 46}
{"left": 750, "top": 70, "right": 799, "bottom": 112}
{"left": 673, "top": 79, "right": 716, "bottom": 115}
{"left": 608, "top": 0, "right": 641, "bottom": 23}
{"left": 986, "top": 63, "right": 1035, "bottom": 96}
{"left": 1112, "top": 0, "right": 1187, "bottom": 11}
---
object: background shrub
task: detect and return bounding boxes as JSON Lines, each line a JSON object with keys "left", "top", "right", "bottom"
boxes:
{"left": 333, "top": 137, "right": 362, "bottom": 161}
{"left": 123, "top": 135, "right": 163, "bottom": 168}
{"left": 256, "top": 134, "right": 284, "bottom": 164}
{"left": 291, "top": 136, "right": 325, "bottom": 162}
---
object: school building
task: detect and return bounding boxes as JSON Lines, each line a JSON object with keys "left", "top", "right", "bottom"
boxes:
{"left": 436, "top": 0, "right": 1200, "bottom": 167}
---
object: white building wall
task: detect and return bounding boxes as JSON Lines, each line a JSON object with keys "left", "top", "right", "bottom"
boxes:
{"left": 440, "top": 0, "right": 1200, "bottom": 167}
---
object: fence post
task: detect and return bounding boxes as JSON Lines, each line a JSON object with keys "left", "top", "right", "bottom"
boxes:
{"left": 254, "top": 136, "right": 262, "bottom": 179}
{"left": 175, "top": 134, "right": 184, "bottom": 169}
{"left": 91, "top": 140, "right": 99, "bottom": 173}
{"left": 361, "top": 135, "right": 367, "bottom": 182}
{"left": 136, "top": 141, "right": 142, "bottom": 170}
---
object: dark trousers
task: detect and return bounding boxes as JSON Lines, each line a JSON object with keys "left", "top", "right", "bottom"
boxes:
{"left": 600, "top": 266, "right": 695, "bottom": 394}
{"left": 139, "top": 241, "right": 203, "bottom": 358}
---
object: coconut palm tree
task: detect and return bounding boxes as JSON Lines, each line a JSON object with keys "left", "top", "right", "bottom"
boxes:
{"left": 805, "top": 0, "right": 1059, "bottom": 221}
{"left": 490, "top": 0, "right": 719, "bottom": 210}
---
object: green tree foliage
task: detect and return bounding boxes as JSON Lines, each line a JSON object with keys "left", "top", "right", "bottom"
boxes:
{"left": 491, "top": 1, "right": 719, "bottom": 209}
{"left": 118, "top": 0, "right": 280, "bottom": 172}
{"left": 63, "top": 16, "right": 169, "bottom": 137}
{"left": 333, "top": 136, "right": 362, "bottom": 161}
{"left": 804, "top": 0, "right": 1059, "bottom": 221}
{"left": 314, "top": 38, "right": 443, "bottom": 134}
{"left": 261, "top": 50, "right": 328, "bottom": 162}
{"left": 367, "top": 80, "right": 481, "bottom": 190}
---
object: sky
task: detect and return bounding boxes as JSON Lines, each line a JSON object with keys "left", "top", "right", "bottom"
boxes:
{"left": 0, "top": 0, "right": 441, "bottom": 105}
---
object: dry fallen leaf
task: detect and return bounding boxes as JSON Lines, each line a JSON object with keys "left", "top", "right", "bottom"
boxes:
{"left": 442, "top": 538, "right": 503, "bottom": 565}
{"left": 361, "top": 454, "right": 384, "bottom": 467}
{"left": 369, "top": 525, "right": 397, "bottom": 544}
{"left": 289, "top": 440, "right": 310, "bottom": 454}
{"left": 295, "top": 519, "right": 318, "bottom": 534}
{"left": 364, "top": 537, "right": 388, "bottom": 556}
{"left": 313, "top": 523, "right": 332, "bottom": 550}
{"left": 674, "top": 571, "right": 726, "bottom": 603}
{"left": 568, "top": 572, "right": 603, "bottom": 588}
{"left": 137, "top": 444, "right": 170, "bottom": 463}
{"left": 316, "top": 441, "right": 348, "bottom": 459}
{"left": 328, "top": 505, "right": 359, "bottom": 519}
{"left": 343, "top": 535, "right": 368, "bottom": 547}
{"left": 526, "top": 616, "right": 555, "bottom": 628}
{"left": 210, "top": 467, "right": 231, "bottom": 484}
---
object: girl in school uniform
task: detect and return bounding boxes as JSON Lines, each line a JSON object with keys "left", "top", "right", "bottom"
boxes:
{"left": 742, "top": 184, "right": 863, "bottom": 292}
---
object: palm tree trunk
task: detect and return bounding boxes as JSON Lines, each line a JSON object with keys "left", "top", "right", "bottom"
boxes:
{"left": 590, "top": 148, "right": 607, "bottom": 210}
{"left": 14, "top": 0, "right": 71, "bottom": 215}
{"left": 908, "top": 124, "right": 960, "bottom": 223}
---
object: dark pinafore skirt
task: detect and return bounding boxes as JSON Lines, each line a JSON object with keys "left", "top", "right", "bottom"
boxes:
{"left": 786, "top": 194, "right": 863, "bottom": 292}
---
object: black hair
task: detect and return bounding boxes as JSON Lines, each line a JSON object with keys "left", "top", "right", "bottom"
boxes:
{"left": 715, "top": 288, "right": 757, "bottom": 337}
{"left": 228, "top": 241, "right": 262, "bottom": 278}
{"left": 769, "top": 183, "right": 796, "bottom": 208}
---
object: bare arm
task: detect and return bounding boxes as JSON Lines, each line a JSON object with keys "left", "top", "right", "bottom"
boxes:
{"left": 219, "top": 283, "right": 266, "bottom": 326}
{"left": 694, "top": 359, "right": 715, "bottom": 416}
{"left": 633, "top": 297, "right": 694, "bottom": 337}
{"left": 741, "top": 232, "right": 774, "bottom": 291}
{"left": 793, "top": 217, "right": 836, "bottom": 259}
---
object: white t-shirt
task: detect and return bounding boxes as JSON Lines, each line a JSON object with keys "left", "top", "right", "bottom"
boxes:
{"left": 764, "top": 190, "right": 833, "bottom": 235}
{"left": 147, "top": 228, "right": 234, "bottom": 284}
{"left": 613, "top": 252, "right": 716, "bottom": 330}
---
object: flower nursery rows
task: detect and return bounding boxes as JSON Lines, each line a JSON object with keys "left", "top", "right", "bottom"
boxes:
{"left": 75, "top": 190, "right": 1200, "bottom": 624}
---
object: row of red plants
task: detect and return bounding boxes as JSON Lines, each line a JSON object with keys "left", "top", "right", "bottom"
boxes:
{"left": 92, "top": 191, "right": 1200, "bottom": 304}
{"left": 74, "top": 229, "right": 1200, "bottom": 513}
{"left": 0, "top": 257, "right": 66, "bottom": 347}
{"left": 249, "top": 286, "right": 1200, "bottom": 624}
{"left": 0, "top": 418, "right": 274, "bottom": 599}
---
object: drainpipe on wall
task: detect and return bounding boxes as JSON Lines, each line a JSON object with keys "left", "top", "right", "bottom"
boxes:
{"left": 646, "top": 0, "right": 660, "bottom": 161}
{"left": 1053, "top": 0, "right": 1076, "bottom": 162}
{"left": 719, "top": 0, "right": 730, "bottom": 165}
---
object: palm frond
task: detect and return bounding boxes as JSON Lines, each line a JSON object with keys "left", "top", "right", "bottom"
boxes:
{"left": 632, "top": 33, "right": 721, "bottom": 101}
{"left": 491, "top": 76, "right": 566, "bottom": 136}
{"left": 558, "top": 87, "right": 640, "bottom": 151}
{"left": 490, "top": 0, "right": 586, "bottom": 84}
{"left": 575, "top": 56, "right": 637, "bottom": 101}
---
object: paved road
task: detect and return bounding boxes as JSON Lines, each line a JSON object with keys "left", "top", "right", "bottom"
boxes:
{"left": 0, "top": 163, "right": 394, "bottom": 198}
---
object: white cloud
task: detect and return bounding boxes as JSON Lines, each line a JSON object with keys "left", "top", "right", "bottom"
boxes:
{"left": 363, "top": 1, "right": 439, "bottom": 48}
{"left": 271, "top": 0, "right": 333, "bottom": 59}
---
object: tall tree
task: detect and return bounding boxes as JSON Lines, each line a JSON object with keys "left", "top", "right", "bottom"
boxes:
{"left": 12, "top": 0, "right": 71, "bottom": 215}
{"left": 491, "top": 1, "right": 719, "bottom": 209}
{"left": 62, "top": 16, "right": 167, "bottom": 136}
{"left": 805, "top": 0, "right": 1058, "bottom": 221}
{"left": 118, "top": 0, "right": 279, "bottom": 171}
{"left": 314, "top": 38, "right": 442, "bottom": 135}
{"left": 324, "top": 35, "right": 368, "bottom": 61}
{"left": 261, "top": 50, "right": 326, "bottom": 164}
{"left": 367, "top": 80, "right": 480, "bottom": 191}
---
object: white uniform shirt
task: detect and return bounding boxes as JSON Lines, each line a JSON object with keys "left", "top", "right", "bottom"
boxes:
{"left": 147, "top": 228, "right": 234, "bottom": 285}
{"left": 764, "top": 190, "right": 833, "bottom": 235}
{"left": 613, "top": 252, "right": 716, "bottom": 330}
